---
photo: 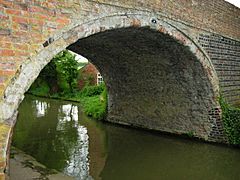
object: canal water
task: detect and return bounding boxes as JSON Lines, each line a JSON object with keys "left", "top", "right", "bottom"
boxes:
{"left": 11, "top": 95, "right": 240, "bottom": 180}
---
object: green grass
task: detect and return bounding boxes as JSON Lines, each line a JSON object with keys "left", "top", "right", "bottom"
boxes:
{"left": 76, "top": 84, "right": 107, "bottom": 120}
{"left": 80, "top": 84, "right": 105, "bottom": 97}
{"left": 79, "top": 95, "right": 106, "bottom": 120}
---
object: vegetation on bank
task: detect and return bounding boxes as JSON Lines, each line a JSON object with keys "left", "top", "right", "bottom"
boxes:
{"left": 76, "top": 85, "right": 107, "bottom": 120}
{"left": 219, "top": 96, "right": 240, "bottom": 145}
{"left": 28, "top": 50, "right": 107, "bottom": 120}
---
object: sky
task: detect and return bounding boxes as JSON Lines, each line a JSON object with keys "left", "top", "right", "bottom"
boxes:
{"left": 225, "top": 0, "right": 240, "bottom": 8}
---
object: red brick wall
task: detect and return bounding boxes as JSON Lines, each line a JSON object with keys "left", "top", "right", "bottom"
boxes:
{"left": 0, "top": 0, "right": 71, "bottom": 95}
{"left": 97, "top": 0, "right": 240, "bottom": 40}
{"left": 78, "top": 63, "right": 99, "bottom": 89}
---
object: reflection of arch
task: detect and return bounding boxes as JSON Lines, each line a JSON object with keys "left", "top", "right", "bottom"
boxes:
{"left": 1, "top": 13, "right": 220, "bottom": 140}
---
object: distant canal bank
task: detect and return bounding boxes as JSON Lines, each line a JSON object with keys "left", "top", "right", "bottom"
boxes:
{"left": 10, "top": 95, "right": 240, "bottom": 180}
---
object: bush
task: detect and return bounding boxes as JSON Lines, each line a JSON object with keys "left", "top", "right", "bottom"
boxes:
{"left": 29, "top": 50, "right": 80, "bottom": 95}
{"left": 80, "top": 84, "right": 107, "bottom": 120}
{"left": 29, "top": 79, "right": 50, "bottom": 97}
{"left": 219, "top": 96, "right": 240, "bottom": 145}
{"left": 80, "top": 96, "right": 106, "bottom": 120}
{"left": 80, "top": 84, "right": 105, "bottom": 97}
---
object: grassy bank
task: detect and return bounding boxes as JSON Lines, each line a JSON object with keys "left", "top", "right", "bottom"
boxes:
{"left": 69, "top": 84, "right": 107, "bottom": 120}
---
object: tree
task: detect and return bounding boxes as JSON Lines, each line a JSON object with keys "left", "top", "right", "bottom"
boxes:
{"left": 39, "top": 60, "right": 58, "bottom": 93}
{"left": 52, "top": 50, "right": 80, "bottom": 93}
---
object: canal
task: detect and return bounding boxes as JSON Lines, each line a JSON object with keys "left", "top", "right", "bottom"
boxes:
{"left": 10, "top": 95, "right": 240, "bottom": 180}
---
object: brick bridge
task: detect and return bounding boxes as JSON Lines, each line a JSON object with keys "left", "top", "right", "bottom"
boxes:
{"left": 0, "top": 0, "right": 240, "bottom": 178}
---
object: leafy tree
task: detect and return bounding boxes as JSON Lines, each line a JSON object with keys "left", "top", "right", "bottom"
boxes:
{"left": 53, "top": 50, "right": 80, "bottom": 93}
{"left": 39, "top": 60, "right": 58, "bottom": 93}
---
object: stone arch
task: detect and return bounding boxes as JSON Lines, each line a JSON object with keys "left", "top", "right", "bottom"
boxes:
{"left": 1, "top": 13, "right": 220, "bottom": 140}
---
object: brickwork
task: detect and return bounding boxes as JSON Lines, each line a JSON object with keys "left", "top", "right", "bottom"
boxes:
{"left": 0, "top": 1, "right": 239, "bottom": 179}
{"left": 69, "top": 27, "right": 219, "bottom": 141}
{"left": 208, "top": 107, "right": 227, "bottom": 142}
{"left": 198, "top": 33, "right": 240, "bottom": 106}
{"left": 0, "top": 0, "right": 72, "bottom": 96}
{"left": 0, "top": 0, "right": 239, "bottom": 98}
{"left": 79, "top": 63, "right": 99, "bottom": 89}
{"left": 96, "top": 0, "right": 240, "bottom": 39}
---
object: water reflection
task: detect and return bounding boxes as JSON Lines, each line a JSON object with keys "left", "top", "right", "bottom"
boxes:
{"left": 58, "top": 104, "right": 79, "bottom": 122}
{"left": 34, "top": 100, "right": 49, "bottom": 117}
{"left": 12, "top": 95, "right": 105, "bottom": 179}
{"left": 65, "top": 125, "right": 89, "bottom": 179}
{"left": 57, "top": 104, "right": 90, "bottom": 179}
{"left": 12, "top": 95, "right": 240, "bottom": 180}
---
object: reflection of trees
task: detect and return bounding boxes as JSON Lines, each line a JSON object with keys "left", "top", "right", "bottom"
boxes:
{"left": 57, "top": 104, "right": 90, "bottom": 179}
{"left": 64, "top": 126, "right": 89, "bottom": 179}
{"left": 12, "top": 95, "right": 90, "bottom": 179}
{"left": 35, "top": 100, "right": 49, "bottom": 117}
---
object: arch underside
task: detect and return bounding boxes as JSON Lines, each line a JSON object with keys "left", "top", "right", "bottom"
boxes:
{"left": 68, "top": 27, "right": 217, "bottom": 139}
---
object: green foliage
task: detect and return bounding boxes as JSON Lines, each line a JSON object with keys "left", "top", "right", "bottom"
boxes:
{"left": 29, "top": 50, "right": 81, "bottom": 96}
{"left": 219, "top": 96, "right": 240, "bottom": 145}
{"left": 28, "top": 50, "right": 108, "bottom": 121}
{"left": 186, "top": 131, "right": 194, "bottom": 138}
{"left": 80, "top": 96, "right": 106, "bottom": 120}
{"left": 29, "top": 79, "right": 50, "bottom": 97}
{"left": 80, "top": 84, "right": 105, "bottom": 97}
{"left": 39, "top": 60, "right": 58, "bottom": 88}
{"left": 53, "top": 50, "right": 80, "bottom": 93}
{"left": 29, "top": 60, "right": 58, "bottom": 96}
{"left": 78, "top": 84, "right": 107, "bottom": 120}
